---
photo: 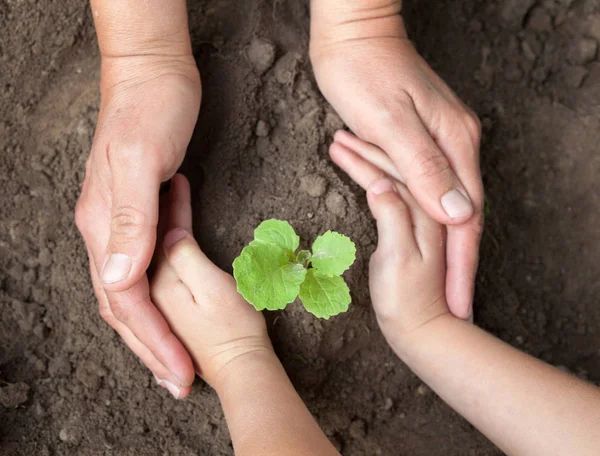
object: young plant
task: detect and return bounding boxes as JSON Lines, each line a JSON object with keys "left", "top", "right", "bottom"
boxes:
{"left": 233, "top": 219, "right": 356, "bottom": 319}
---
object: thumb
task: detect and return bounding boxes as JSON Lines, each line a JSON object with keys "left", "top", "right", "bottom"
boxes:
{"left": 163, "top": 228, "right": 229, "bottom": 300}
{"left": 367, "top": 179, "right": 418, "bottom": 255}
{"left": 375, "top": 100, "right": 474, "bottom": 225}
{"left": 100, "top": 158, "right": 162, "bottom": 290}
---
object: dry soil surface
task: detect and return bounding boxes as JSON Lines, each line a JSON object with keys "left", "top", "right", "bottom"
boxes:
{"left": 1, "top": 0, "right": 600, "bottom": 455}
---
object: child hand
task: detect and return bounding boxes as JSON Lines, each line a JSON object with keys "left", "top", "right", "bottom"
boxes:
{"left": 149, "top": 175, "right": 270, "bottom": 397}
{"left": 310, "top": 5, "right": 483, "bottom": 320}
{"left": 329, "top": 139, "right": 451, "bottom": 347}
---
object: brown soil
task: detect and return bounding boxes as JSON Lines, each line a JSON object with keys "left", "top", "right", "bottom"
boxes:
{"left": 1, "top": 0, "right": 600, "bottom": 455}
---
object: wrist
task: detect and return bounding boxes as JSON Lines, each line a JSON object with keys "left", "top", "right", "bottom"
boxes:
{"left": 310, "top": 0, "right": 405, "bottom": 59}
{"left": 91, "top": 0, "right": 192, "bottom": 59}
{"left": 99, "top": 53, "right": 200, "bottom": 97}
{"left": 378, "top": 311, "right": 456, "bottom": 364}
{"left": 209, "top": 337, "right": 279, "bottom": 394}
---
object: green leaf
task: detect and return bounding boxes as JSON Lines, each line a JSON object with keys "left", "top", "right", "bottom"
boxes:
{"left": 299, "top": 269, "right": 351, "bottom": 319}
{"left": 254, "top": 219, "right": 300, "bottom": 255}
{"left": 233, "top": 242, "right": 307, "bottom": 311}
{"left": 311, "top": 231, "right": 356, "bottom": 277}
{"left": 296, "top": 250, "right": 312, "bottom": 267}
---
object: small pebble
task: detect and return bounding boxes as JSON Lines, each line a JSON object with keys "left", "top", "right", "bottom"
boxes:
{"left": 325, "top": 191, "right": 347, "bottom": 217}
{"left": 246, "top": 38, "right": 276, "bottom": 75}
{"left": 59, "top": 428, "right": 69, "bottom": 442}
{"left": 348, "top": 419, "right": 366, "bottom": 439}
{"left": 383, "top": 397, "right": 394, "bottom": 411}
{"left": 300, "top": 174, "right": 327, "bottom": 198}
{"left": 568, "top": 38, "right": 598, "bottom": 65}
{"left": 417, "top": 384, "right": 431, "bottom": 396}
{"left": 255, "top": 120, "right": 269, "bottom": 137}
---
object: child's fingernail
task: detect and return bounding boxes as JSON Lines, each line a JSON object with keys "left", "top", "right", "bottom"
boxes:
{"left": 164, "top": 229, "right": 188, "bottom": 249}
{"left": 154, "top": 375, "right": 181, "bottom": 399}
{"left": 441, "top": 189, "right": 473, "bottom": 219}
{"left": 101, "top": 253, "right": 132, "bottom": 284}
{"left": 370, "top": 179, "right": 396, "bottom": 195}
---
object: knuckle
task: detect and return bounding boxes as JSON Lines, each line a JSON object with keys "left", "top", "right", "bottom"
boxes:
{"left": 167, "top": 240, "right": 193, "bottom": 264}
{"left": 371, "top": 247, "right": 414, "bottom": 271}
{"left": 380, "top": 198, "right": 410, "bottom": 222}
{"left": 464, "top": 112, "right": 482, "bottom": 144}
{"left": 108, "top": 297, "right": 132, "bottom": 324}
{"left": 99, "top": 304, "right": 118, "bottom": 328}
{"left": 354, "top": 91, "right": 413, "bottom": 140}
{"left": 111, "top": 205, "right": 149, "bottom": 239}
{"left": 411, "top": 151, "right": 451, "bottom": 181}
{"left": 74, "top": 198, "right": 90, "bottom": 234}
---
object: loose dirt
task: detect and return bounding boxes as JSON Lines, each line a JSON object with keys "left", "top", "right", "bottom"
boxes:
{"left": 1, "top": 1, "right": 599, "bottom": 455}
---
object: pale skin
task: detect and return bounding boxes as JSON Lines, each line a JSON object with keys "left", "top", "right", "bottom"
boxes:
{"left": 153, "top": 174, "right": 339, "bottom": 455}
{"left": 154, "top": 167, "right": 600, "bottom": 455}
{"left": 76, "top": 0, "right": 483, "bottom": 397}
{"left": 330, "top": 138, "right": 600, "bottom": 456}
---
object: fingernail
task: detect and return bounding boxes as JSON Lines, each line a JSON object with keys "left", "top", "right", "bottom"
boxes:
{"left": 164, "top": 228, "right": 188, "bottom": 249}
{"left": 441, "top": 189, "right": 473, "bottom": 219}
{"left": 370, "top": 179, "right": 396, "bottom": 195}
{"left": 100, "top": 253, "right": 132, "bottom": 284}
{"left": 154, "top": 375, "right": 181, "bottom": 400}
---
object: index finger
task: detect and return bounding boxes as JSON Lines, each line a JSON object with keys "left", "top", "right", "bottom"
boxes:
{"left": 104, "top": 278, "right": 196, "bottom": 389}
{"left": 81, "top": 187, "right": 195, "bottom": 390}
{"left": 435, "top": 125, "right": 484, "bottom": 320}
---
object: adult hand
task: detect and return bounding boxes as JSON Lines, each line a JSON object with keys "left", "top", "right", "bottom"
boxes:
{"left": 75, "top": 53, "right": 201, "bottom": 398}
{"left": 311, "top": 1, "right": 483, "bottom": 319}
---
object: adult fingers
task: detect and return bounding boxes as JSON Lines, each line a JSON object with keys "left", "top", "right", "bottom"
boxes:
{"left": 445, "top": 214, "right": 484, "bottom": 320}
{"left": 88, "top": 249, "right": 192, "bottom": 399}
{"left": 431, "top": 106, "right": 483, "bottom": 320}
{"left": 99, "top": 147, "right": 162, "bottom": 290}
{"left": 369, "top": 95, "right": 474, "bottom": 224}
{"left": 103, "top": 278, "right": 195, "bottom": 389}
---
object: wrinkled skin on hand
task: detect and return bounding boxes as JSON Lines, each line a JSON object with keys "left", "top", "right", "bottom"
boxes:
{"left": 311, "top": 13, "right": 483, "bottom": 319}
{"left": 75, "top": 55, "right": 201, "bottom": 398}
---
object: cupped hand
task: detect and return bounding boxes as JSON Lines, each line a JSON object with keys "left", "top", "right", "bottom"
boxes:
{"left": 75, "top": 54, "right": 201, "bottom": 398}
{"left": 328, "top": 140, "right": 450, "bottom": 345}
{"left": 311, "top": 10, "right": 483, "bottom": 319}
{"left": 152, "top": 175, "right": 270, "bottom": 390}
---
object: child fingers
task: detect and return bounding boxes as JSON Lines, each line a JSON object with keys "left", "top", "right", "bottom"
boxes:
{"left": 163, "top": 228, "right": 224, "bottom": 300}
{"left": 367, "top": 179, "right": 420, "bottom": 256}
{"left": 330, "top": 141, "right": 385, "bottom": 191}
{"left": 168, "top": 174, "right": 193, "bottom": 233}
{"left": 331, "top": 142, "right": 419, "bottom": 254}
{"left": 331, "top": 139, "right": 442, "bottom": 258}
{"left": 394, "top": 184, "right": 445, "bottom": 260}
{"left": 334, "top": 130, "right": 405, "bottom": 183}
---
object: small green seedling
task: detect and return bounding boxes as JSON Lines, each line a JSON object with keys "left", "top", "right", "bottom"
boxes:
{"left": 233, "top": 219, "right": 356, "bottom": 319}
